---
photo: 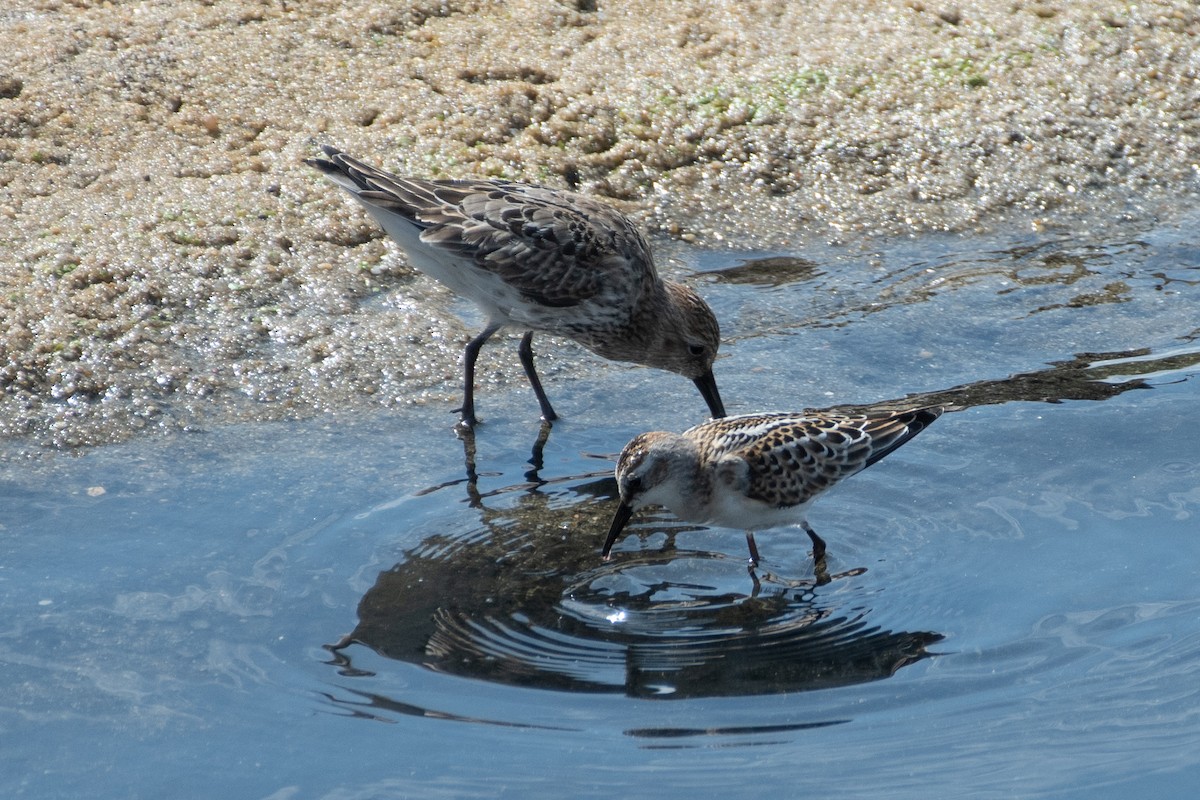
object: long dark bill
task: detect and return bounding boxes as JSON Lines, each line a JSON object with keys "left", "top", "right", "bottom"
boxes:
{"left": 601, "top": 502, "right": 635, "bottom": 560}
{"left": 693, "top": 369, "right": 726, "bottom": 418}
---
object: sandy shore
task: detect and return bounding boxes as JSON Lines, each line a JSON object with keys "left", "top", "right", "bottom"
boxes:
{"left": 1, "top": 0, "right": 1197, "bottom": 450}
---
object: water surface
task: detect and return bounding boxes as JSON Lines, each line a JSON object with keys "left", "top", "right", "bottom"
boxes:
{"left": 4, "top": 212, "right": 1200, "bottom": 798}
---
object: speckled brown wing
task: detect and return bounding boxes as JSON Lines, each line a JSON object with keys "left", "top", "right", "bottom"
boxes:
{"left": 417, "top": 182, "right": 657, "bottom": 308}
{"left": 693, "top": 408, "right": 942, "bottom": 508}
{"left": 313, "top": 148, "right": 656, "bottom": 309}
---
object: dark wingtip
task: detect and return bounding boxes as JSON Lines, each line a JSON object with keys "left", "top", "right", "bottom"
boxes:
{"left": 304, "top": 145, "right": 346, "bottom": 174}
{"left": 601, "top": 502, "right": 635, "bottom": 560}
{"left": 862, "top": 405, "right": 945, "bottom": 470}
{"left": 913, "top": 405, "right": 945, "bottom": 429}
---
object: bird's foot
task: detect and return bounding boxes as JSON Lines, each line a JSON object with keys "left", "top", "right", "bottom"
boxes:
{"left": 324, "top": 633, "right": 356, "bottom": 653}
{"left": 452, "top": 408, "right": 479, "bottom": 432}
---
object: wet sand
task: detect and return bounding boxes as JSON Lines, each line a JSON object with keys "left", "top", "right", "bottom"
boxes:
{"left": 1, "top": 0, "right": 1198, "bottom": 450}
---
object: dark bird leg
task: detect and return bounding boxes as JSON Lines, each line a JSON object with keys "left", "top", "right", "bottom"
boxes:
{"left": 745, "top": 531, "right": 762, "bottom": 568}
{"left": 517, "top": 331, "right": 558, "bottom": 422}
{"left": 803, "top": 522, "right": 827, "bottom": 563}
{"left": 457, "top": 322, "right": 502, "bottom": 427}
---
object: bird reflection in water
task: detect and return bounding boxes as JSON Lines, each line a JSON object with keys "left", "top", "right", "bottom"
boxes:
{"left": 325, "top": 419, "right": 942, "bottom": 700}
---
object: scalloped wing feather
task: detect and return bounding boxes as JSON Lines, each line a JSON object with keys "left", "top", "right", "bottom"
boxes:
{"left": 689, "top": 408, "right": 942, "bottom": 508}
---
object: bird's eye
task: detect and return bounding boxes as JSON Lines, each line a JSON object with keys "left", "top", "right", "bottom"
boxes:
{"left": 687, "top": 343, "right": 706, "bottom": 357}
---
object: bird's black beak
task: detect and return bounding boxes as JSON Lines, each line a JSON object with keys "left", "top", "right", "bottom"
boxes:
{"left": 601, "top": 502, "right": 635, "bottom": 560}
{"left": 693, "top": 369, "right": 726, "bottom": 418}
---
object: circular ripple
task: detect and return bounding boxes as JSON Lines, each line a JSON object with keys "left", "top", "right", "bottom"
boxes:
{"left": 333, "top": 494, "right": 942, "bottom": 699}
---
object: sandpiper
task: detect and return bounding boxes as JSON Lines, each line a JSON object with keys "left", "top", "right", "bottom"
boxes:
{"left": 602, "top": 407, "right": 943, "bottom": 567}
{"left": 306, "top": 145, "right": 726, "bottom": 426}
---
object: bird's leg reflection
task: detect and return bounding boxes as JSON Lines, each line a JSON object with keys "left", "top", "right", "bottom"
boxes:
{"left": 747, "top": 563, "right": 763, "bottom": 596}
{"left": 327, "top": 632, "right": 354, "bottom": 651}
{"left": 802, "top": 523, "right": 831, "bottom": 585}
{"left": 453, "top": 419, "right": 560, "bottom": 504}
{"left": 813, "top": 556, "right": 831, "bottom": 586}
{"left": 524, "top": 419, "right": 553, "bottom": 483}
{"left": 803, "top": 523, "right": 827, "bottom": 563}
{"left": 456, "top": 425, "right": 484, "bottom": 507}
{"left": 323, "top": 635, "right": 376, "bottom": 678}
{"left": 758, "top": 565, "right": 867, "bottom": 591}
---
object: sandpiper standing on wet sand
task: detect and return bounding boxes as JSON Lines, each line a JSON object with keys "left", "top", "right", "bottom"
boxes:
{"left": 306, "top": 145, "right": 726, "bottom": 427}
{"left": 602, "top": 406, "right": 943, "bottom": 569}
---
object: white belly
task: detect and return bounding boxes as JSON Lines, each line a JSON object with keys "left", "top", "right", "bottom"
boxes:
{"left": 702, "top": 491, "right": 813, "bottom": 532}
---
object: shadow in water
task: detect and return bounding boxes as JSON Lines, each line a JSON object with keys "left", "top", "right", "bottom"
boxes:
{"left": 718, "top": 236, "right": 1170, "bottom": 332}
{"left": 833, "top": 344, "right": 1200, "bottom": 415}
{"left": 706, "top": 255, "right": 824, "bottom": 288}
{"left": 317, "top": 686, "right": 578, "bottom": 730}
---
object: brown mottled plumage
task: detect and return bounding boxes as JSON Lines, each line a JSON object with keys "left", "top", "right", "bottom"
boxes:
{"left": 306, "top": 145, "right": 725, "bottom": 426}
{"left": 602, "top": 407, "right": 943, "bottom": 567}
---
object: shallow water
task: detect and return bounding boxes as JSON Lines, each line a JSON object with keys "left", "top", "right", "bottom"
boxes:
{"left": 4, "top": 211, "right": 1200, "bottom": 798}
